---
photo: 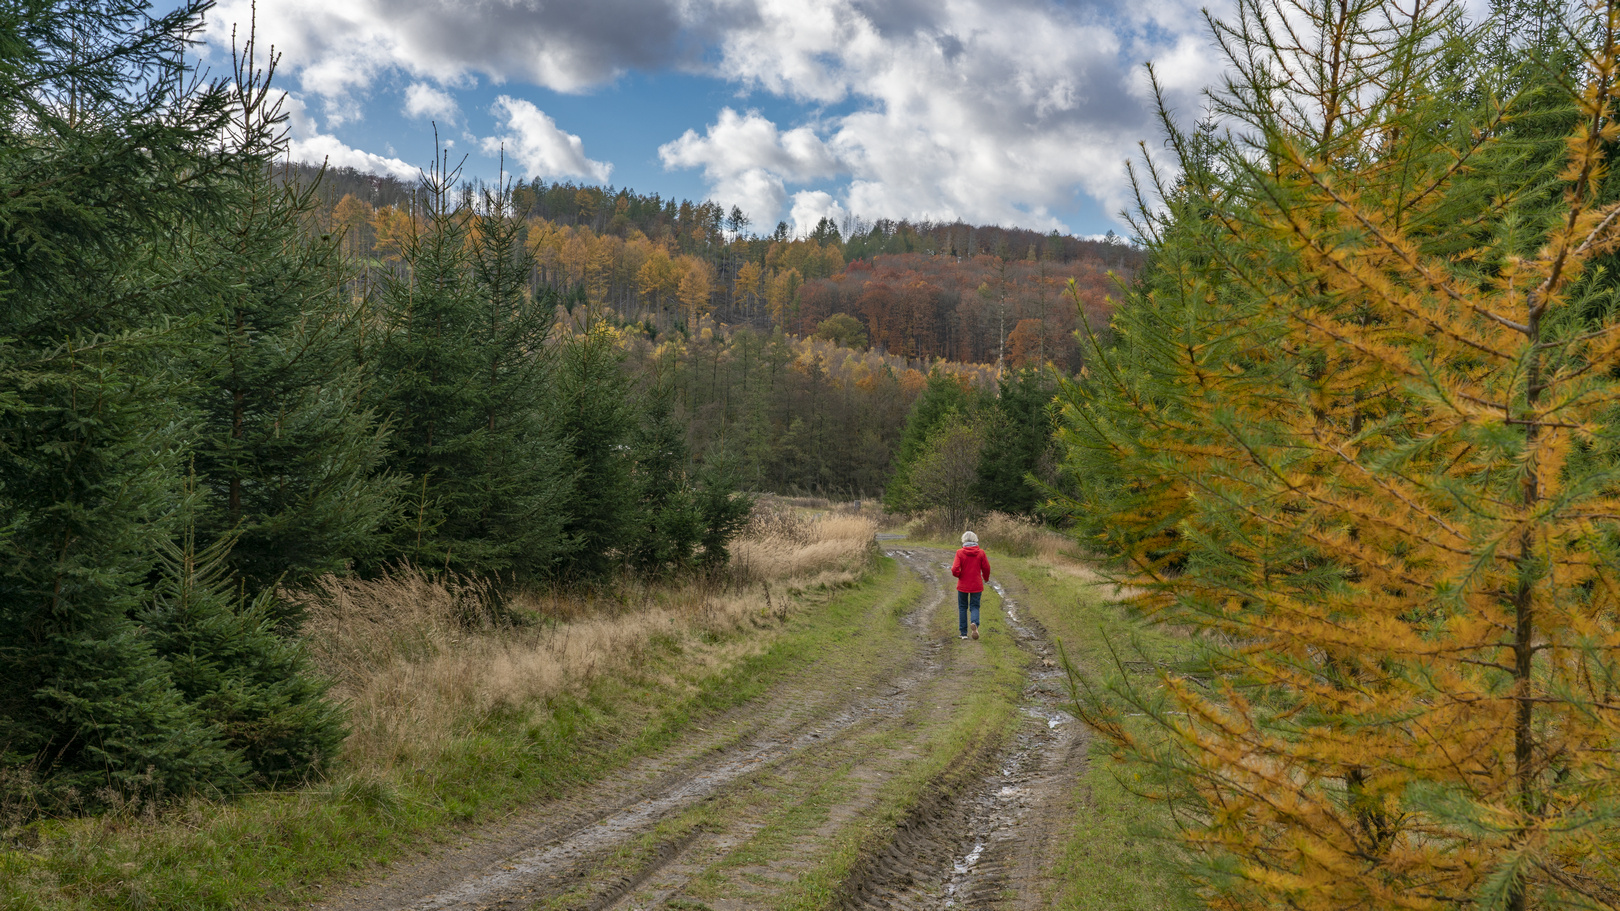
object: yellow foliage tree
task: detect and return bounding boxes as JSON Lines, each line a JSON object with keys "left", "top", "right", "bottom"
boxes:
{"left": 675, "top": 255, "right": 712, "bottom": 327}
{"left": 735, "top": 260, "right": 763, "bottom": 315}
{"left": 766, "top": 267, "right": 801, "bottom": 328}
{"left": 331, "top": 193, "right": 373, "bottom": 258}
{"left": 1057, "top": 2, "right": 1620, "bottom": 910}
{"left": 621, "top": 233, "right": 656, "bottom": 292}
{"left": 560, "top": 230, "right": 590, "bottom": 288}
{"left": 819, "top": 243, "right": 845, "bottom": 277}
{"left": 370, "top": 204, "right": 416, "bottom": 265}
{"left": 637, "top": 247, "right": 677, "bottom": 308}
{"left": 586, "top": 231, "right": 617, "bottom": 303}
{"left": 526, "top": 218, "right": 565, "bottom": 283}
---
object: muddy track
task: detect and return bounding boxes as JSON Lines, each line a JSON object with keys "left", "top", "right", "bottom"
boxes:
{"left": 835, "top": 570, "right": 1088, "bottom": 910}
{"left": 315, "top": 547, "right": 1087, "bottom": 911}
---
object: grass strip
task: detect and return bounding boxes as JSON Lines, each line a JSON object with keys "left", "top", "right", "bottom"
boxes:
{"left": 0, "top": 560, "right": 906, "bottom": 911}
{"left": 998, "top": 555, "right": 1201, "bottom": 911}
{"left": 784, "top": 583, "right": 1028, "bottom": 911}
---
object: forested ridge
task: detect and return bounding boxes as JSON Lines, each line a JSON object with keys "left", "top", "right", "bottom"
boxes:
{"left": 271, "top": 162, "right": 1132, "bottom": 498}
{"left": 288, "top": 160, "right": 1136, "bottom": 369}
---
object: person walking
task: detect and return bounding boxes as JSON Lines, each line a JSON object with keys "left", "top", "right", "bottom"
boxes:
{"left": 951, "top": 531, "right": 991, "bottom": 640}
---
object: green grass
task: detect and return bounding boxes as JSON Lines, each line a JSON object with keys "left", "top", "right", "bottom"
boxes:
{"left": 0, "top": 560, "right": 907, "bottom": 911}
{"left": 1000, "top": 555, "right": 1202, "bottom": 911}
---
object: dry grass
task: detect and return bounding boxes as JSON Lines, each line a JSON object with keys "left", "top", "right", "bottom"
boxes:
{"left": 292, "top": 508, "right": 878, "bottom": 772}
{"left": 900, "top": 509, "right": 1075, "bottom": 562}
{"left": 729, "top": 500, "right": 876, "bottom": 586}
{"left": 746, "top": 492, "right": 896, "bottom": 530}
{"left": 976, "top": 511, "right": 1075, "bottom": 562}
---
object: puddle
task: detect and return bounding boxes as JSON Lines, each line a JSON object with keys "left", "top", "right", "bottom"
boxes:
{"left": 951, "top": 841, "right": 985, "bottom": 878}
{"left": 1023, "top": 706, "right": 1072, "bottom": 729}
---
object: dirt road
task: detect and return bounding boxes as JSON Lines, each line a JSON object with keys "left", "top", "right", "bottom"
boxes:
{"left": 316, "top": 545, "right": 1088, "bottom": 910}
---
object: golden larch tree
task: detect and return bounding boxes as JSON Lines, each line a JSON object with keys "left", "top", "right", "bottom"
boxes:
{"left": 1056, "top": 1, "right": 1620, "bottom": 909}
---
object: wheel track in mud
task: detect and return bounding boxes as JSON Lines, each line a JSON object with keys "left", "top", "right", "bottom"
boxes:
{"left": 316, "top": 547, "right": 1088, "bottom": 911}
{"left": 834, "top": 570, "right": 1089, "bottom": 910}
{"left": 318, "top": 547, "right": 948, "bottom": 911}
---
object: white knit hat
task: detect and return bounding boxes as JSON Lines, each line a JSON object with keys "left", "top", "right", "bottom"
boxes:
{"left": 962, "top": 531, "right": 978, "bottom": 546}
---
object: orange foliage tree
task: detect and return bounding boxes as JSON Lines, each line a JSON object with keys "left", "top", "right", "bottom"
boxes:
{"left": 1056, "top": 1, "right": 1620, "bottom": 909}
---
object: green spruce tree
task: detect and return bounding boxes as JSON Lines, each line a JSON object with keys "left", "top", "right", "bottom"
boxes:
{"left": 370, "top": 160, "right": 571, "bottom": 578}
{"left": 142, "top": 489, "right": 345, "bottom": 787}
{"left": 626, "top": 388, "right": 703, "bottom": 574}
{"left": 0, "top": 0, "right": 321, "bottom": 799}
{"left": 553, "top": 320, "right": 638, "bottom": 579}
{"left": 883, "top": 369, "right": 983, "bottom": 513}
{"left": 188, "top": 46, "right": 399, "bottom": 593}
{"left": 973, "top": 367, "right": 1056, "bottom": 516}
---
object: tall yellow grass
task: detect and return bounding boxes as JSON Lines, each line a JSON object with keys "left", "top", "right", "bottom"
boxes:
{"left": 975, "top": 511, "right": 1073, "bottom": 562}
{"left": 729, "top": 499, "right": 877, "bottom": 585}
{"left": 902, "top": 509, "right": 1074, "bottom": 562}
{"left": 293, "top": 509, "right": 877, "bottom": 771}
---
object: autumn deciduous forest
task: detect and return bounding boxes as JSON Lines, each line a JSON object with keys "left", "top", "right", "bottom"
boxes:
{"left": 296, "top": 161, "right": 1132, "bottom": 371}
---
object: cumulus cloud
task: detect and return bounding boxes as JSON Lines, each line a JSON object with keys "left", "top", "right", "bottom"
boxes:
{"left": 658, "top": 108, "right": 839, "bottom": 226}
{"left": 275, "top": 91, "right": 418, "bottom": 180}
{"left": 205, "top": 0, "right": 702, "bottom": 122}
{"left": 481, "top": 96, "right": 612, "bottom": 183}
{"left": 659, "top": 0, "right": 1189, "bottom": 230}
{"left": 208, "top": 0, "right": 1235, "bottom": 230}
{"left": 789, "top": 191, "right": 848, "bottom": 236}
{"left": 403, "top": 82, "right": 460, "bottom": 123}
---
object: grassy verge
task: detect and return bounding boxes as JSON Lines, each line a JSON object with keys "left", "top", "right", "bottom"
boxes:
{"left": 0, "top": 559, "right": 903, "bottom": 911}
{"left": 999, "top": 554, "right": 1201, "bottom": 911}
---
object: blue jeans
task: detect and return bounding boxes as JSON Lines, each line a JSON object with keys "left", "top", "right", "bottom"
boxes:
{"left": 958, "top": 590, "right": 981, "bottom": 636}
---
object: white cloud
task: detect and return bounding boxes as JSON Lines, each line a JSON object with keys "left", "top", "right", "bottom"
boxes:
{"left": 481, "top": 96, "right": 612, "bottom": 182}
{"left": 658, "top": 108, "right": 839, "bottom": 226}
{"left": 789, "top": 190, "right": 847, "bottom": 237}
{"left": 289, "top": 133, "right": 420, "bottom": 181}
{"left": 275, "top": 91, "right": 418, "bottom": 180}
{"left": 204, "top": 0, "right": 699, "bottom": 124}
{"left": 207, "top": 0, "right": 1236, "bottom": 230}
{"left": 662, "top": 0, "right": 1174, "bottom": 230}
{"left": 403, "top": 82, "right": 460, "bottom": 123}
{"left": 660, "top": 108, "right": 837, "bottom": 181}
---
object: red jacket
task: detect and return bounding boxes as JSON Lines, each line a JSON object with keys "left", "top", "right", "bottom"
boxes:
{"left": 951, "top": 546, "right": 991, "bottom": 593}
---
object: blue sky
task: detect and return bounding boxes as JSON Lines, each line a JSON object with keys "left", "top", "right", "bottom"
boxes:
{"left": 188, "top": 0, "right": 1240, "bottom": 238}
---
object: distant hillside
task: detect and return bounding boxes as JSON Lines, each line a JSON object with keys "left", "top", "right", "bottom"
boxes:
{"left": 279, "top": 161, "right": 1140, "bottom": 368}
{"left": 796, "top": 252, "right": 1119, "bottom": 372}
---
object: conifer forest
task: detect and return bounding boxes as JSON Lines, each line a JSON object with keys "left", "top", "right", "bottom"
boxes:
{"left": 4, "top": 0, "right": 1620, "bottom": 910}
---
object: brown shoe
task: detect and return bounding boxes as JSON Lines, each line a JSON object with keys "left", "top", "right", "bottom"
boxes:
{"left": 970, "top": 622, "right": 979, "bottom": 640}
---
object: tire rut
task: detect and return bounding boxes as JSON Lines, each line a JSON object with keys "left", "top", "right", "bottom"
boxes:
{"left": 835, "top": 570, "right": 1089, "bottom": 910}
{"left": 318, "top": 547, "right": 956, "bottom": 911}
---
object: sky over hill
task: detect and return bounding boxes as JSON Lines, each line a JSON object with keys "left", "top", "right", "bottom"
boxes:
{"left": 184, "top": 0, "right": 1473, "bottom": 238}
